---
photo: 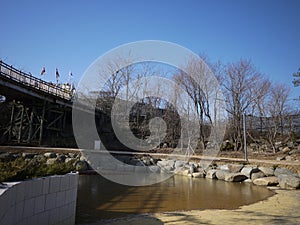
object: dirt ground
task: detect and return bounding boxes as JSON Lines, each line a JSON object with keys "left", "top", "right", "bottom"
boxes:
{"left": 218, "top": 150, "right": 300, "bottom": 161}
{"left": 149, "top": 148, "right": 300, "bottom": 173}
{"left": 87, "top": 189, "right": 300, "bottom": 225}
{"left": 150, "top": 147, "right": 300, "bottom": 160}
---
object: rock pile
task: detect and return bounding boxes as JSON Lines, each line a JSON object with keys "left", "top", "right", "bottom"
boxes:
{"left": 0, "top": 151, "right": 90, "bottom": 172}
{"left": 153, "top": 158, "right": 300, "bottom": 189}
{"left": 2, "top": 151, "right": 299, "bottom": 190}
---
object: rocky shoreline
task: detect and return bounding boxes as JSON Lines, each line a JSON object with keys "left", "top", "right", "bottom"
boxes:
{"left": 133, "top": 155, "right": 300, "bottom": 189}
{"left": 1, "top": 151, "right": 300, "bottom": 190}
{"left": 0, "top": 151, "right": 89, "bottom": 182}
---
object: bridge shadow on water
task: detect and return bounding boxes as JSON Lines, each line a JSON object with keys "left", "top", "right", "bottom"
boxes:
{"left": 75, "top": 174, "right": 168, "bottom": 224}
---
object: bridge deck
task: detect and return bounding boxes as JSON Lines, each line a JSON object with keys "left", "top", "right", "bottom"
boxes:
{"left": 0, "top": 60, "right": 73, "bottom": 104}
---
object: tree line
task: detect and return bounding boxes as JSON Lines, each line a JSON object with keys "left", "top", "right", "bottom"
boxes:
{"left": 82, "top": 54, "right": 299, "bottom": 152}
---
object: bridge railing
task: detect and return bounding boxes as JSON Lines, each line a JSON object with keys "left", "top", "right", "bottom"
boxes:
{"left": 0, "top": 60, "right": 72, "bottom": 100}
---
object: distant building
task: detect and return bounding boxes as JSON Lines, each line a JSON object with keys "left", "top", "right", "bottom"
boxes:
{"left": 246, "top": 114, "right": 300, "bottom": 134}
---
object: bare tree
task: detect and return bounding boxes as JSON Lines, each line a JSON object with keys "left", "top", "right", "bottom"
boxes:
{"left": 174, "top": 55, "right": 224, "bottom": 150}
{"left": 263, "top": 83, "right": 291, "bottom": 152}
{"left": 101, "top": 56, "right": 135, "bottom": 99}
{"left": 223, "top": 59, "right": 265, "bottom": 150}
{"left": 248, "top": 78, "right": 271, "bottom": 136}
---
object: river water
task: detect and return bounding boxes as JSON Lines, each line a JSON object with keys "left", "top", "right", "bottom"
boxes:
{"left": 76, "top": 174, "right": 274, "bottom": 224}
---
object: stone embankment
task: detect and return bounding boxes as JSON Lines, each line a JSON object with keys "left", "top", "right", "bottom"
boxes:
{"left": 151, "top": 156, "right": 300, "bottom": 189}
{"left": 110, "top": 154, "right": 300, "bottom": 189}
{"left": 0, "top": 151, "right": 89, "bottom": 171}
{"left": 42, "top": 152, "right": 89, "bottom": 171}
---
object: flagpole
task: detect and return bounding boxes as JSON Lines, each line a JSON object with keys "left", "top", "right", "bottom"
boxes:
{"left": 56, "top": 68, "right": 60, "bottom": 84}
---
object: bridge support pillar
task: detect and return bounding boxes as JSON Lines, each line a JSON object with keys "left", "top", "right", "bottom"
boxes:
{"left": 27, "top": 109, "right": 34, "bottom": 143}
{"left": 17, "top": 105, "right": 24, "bottom": 144}
{"left": 8, "top": 100, "right": 15, "bottom": 142}
{"left": 39, "top": 102, "right": 46, "bottom": 145}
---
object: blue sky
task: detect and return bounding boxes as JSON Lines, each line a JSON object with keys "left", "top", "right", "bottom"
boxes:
{"left": 0, "top": 0, "right": 299, "bottom": 99}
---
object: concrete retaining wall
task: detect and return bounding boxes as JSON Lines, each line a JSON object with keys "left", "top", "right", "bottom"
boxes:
{"left": 0, "top": 172, "right": 78, "bottom": 225}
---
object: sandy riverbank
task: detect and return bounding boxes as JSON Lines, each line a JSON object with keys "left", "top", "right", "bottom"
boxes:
{"left": 91, "top": 189, "right": 300, "bottom": 225}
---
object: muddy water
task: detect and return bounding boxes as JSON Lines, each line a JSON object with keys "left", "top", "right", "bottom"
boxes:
{"left": 76, "top": 174, "right": 274, "bottom": 224}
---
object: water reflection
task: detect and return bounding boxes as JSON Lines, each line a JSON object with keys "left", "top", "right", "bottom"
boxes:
{"left": 76, "top": 174, "right": 274, "bottom": 224}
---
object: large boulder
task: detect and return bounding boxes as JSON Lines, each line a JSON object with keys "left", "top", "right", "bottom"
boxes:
{"left": 206, "top": 169, "right": 218, "bottom": 179}
{"left": 225, "top": 173, "right": 248, "bottom": 182}
{"left": 22, "top": 153, "right": 36, "bottom": 159}
{"left": 157, "top": 160, "right": 175, "bottom": 169}
{"left": 192, "top": 168, "right": 205, "bottom": 178}
{"left": 141, "top": 156, "right": 152, "bottom": 166}
{"left": 276, "top": 156, "right": 285, "bottom": 161}
{"left": 282, "top": 147, "right": 291, "bottom": 154}
{"left": 75, "top": 160, "right": 89, "bottom": 171}
{"left": 192, "top": 172, "right": 205, "bottom": 178}
{"left": 285, "top": 156, "right": 293, "bottom": 161}
{"left": 253, "top": 176, "right": 278, "bottom": 186}
{"left": 57, "top": 154, "right": 66, "bottom": 163}
{"left": 174, "top": 160, "right": 186, "bottom": 169}
{"left": 278, "top": 174, "right": 300, "bottom": 189}
{"left": 216, "top": 170, "right": 231, "bottom": 180}
{"left": 174, "top": 168, "right": 189, "bottom": 176}
{"left": 46, "top": 158, "right": 58, "bottom": 165}
{"left": 34, "top": 154, "right": 46, "bottom": 162}
{"left": 0, "top": 152, "right": 14, "bottom": 162}
{"left": 68, "top": 152, "right": 76, "bottom": 158}
{"left": 251, "top": 171, "right": 266, "bottom": 181}
{"left": 219, "top": 164, "right": 230, "bottom": 171}
{"left": 258, "top": 167, "right": 274, "bottom": 176}
{"left": 80, "top": 155, "right": 88, "bottom": 161}
{"left": 241, "top": 166, "right": 259, "bottom": 178}
{"left": 44, "top": 152, "right": 57, "bottom": 158}
{"left": 160, "top": 166, "right": 174, "bottom": 173}
{"left": 244, "top": 179, "right": 252, "bottom": 183}
{"left": 65, "top": 158, "right": 76, "bottom": 164}
{"left": 198, "top": 162, "right": 212, "bottom": 170}
{"left": 228, "top": 164, "right": 244, "bottom": 173}
{"left": 274, "top": 167, "right": 295, "bottom": 177}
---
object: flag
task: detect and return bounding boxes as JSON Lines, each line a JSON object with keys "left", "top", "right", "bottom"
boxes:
{"left": 40, "top": 67, "right": 46, "bottom": 75}
{"left": 68, "top": 71, "right": 73, "bottom": 83}
{"left": 56, "top": 68, "right": 60, "bottom": 82}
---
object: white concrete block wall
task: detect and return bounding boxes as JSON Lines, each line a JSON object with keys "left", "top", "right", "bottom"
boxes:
{"left": 0, "top": 172, "right": 78, "bottom": 225}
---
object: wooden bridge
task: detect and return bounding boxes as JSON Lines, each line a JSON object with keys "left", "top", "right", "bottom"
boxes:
{"left": 0, "top": 60, "right": 168, "bottom": 150}
{"left": 0, "top": 60, "right": 75, "bottom": 146}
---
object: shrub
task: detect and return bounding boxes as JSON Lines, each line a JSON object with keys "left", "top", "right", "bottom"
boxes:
{"left": 0, "top": 157, "right": 76, "bottom": 183}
